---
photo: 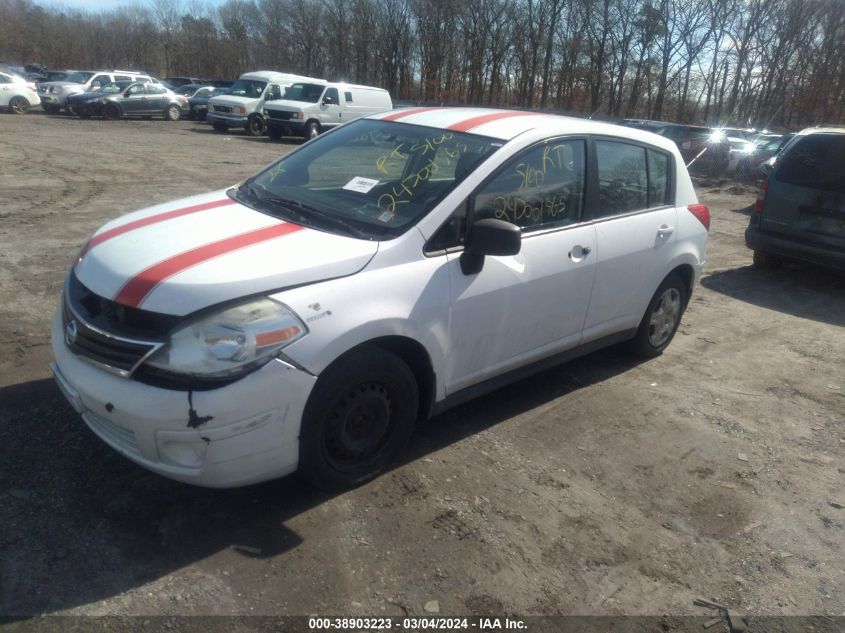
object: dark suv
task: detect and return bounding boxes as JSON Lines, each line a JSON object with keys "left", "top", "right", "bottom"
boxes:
{"left": 745, "top": 128, "right": 845, "bottom": 270}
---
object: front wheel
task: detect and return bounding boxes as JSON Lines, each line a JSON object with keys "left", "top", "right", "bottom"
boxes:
{"left": 8, "top": 96, "right": 30, "bottom": 114}
{"left": 628, "top": 273, "right": 687, "bottom": 358}
{"left": 303, "top": 121, "right": 319, "bottom": 141}
{"left": 299, "top": 347, "right": 419, "bottom": 490}
{"left": 166, "top": 104, "right": 181, "bottom": 121}
{"left": 245, "top": 113, "right": 265, "bottom": 136}
{"left": 103, "top": 104, "right": 121, "bottom": 120}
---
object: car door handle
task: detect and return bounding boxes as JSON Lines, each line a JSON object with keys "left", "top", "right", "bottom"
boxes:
{"left": 658, "top": 225, "right": 675, "bottom": 237}
{"left": 569, "top": 245, "right": 591, "bottom": 261}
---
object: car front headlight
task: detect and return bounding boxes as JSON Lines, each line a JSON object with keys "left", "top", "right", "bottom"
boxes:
{"left": 145, "top": 298, "right": 307, "bottom": 379}
{"left": 236, "top": 105, "right": 246, "bottom": 114}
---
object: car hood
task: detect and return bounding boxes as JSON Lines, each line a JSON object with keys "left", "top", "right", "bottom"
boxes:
{"left": 74, "top": 189, "right": 379, "bottom": 316}
{"left": 40, "top": 80, "right": 83, "bottom": 88}
{"left": 265, "top": 99, "right": 315, "bottom": 112}
{"left": 208, "top": 95, "right": 257, "bottom": 108}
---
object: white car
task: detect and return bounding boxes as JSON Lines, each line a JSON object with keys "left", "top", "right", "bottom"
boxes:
{"left": 51, "top": 107, "right": 709, "bottom": 489}
{"left": 0, "top": 70, "right": 39, "bottom": 114}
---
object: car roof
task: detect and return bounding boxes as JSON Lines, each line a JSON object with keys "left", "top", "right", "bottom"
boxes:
{"left": 798, "top": 126, "right": 845, "bottom": 136}
{"left": 367, "top": 107, "right": 678, "bottom": 150}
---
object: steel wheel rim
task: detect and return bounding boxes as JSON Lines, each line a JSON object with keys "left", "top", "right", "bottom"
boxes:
{"left": 648, "top": 288, "right": 681, "bottom": 347}
{"left": 323, "top": 382, "right": 392, "bottom": 470}
{"left": 308, "top": 125, "right": 318, "bottom": 139}
{"left": 10, "top": 98, "right": 28, "bottom": 114}
{"left": 250, "top": 118, "right": 263, "bottom": 134}
{"left": 168, "top": 105, "right": 179, "bottom": 120}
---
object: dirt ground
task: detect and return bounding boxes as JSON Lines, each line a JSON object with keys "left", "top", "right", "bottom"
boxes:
{"left": 1, "top": 112, "right": 843, "bottom": 621}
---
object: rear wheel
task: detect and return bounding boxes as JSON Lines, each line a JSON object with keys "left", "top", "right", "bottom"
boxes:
{"left": 629, "top": 273, "right": 687, "bottom": 358}
{"left": 299, "top": 347, "right": 418, "bottom": 490}
{"left": 8, "top": 96, "right": 29, "bottom": 114}
{"left": 103, "top": 104, "right": 121, "bottom": 120}
{"left": 245, "top": 113, "right": 265, "bottom": 136}
{"left": 752, "top": 250, "right": 783, "bottom": 268}
{"left": 212, "top": 122, "right": 228, "bottom": 133}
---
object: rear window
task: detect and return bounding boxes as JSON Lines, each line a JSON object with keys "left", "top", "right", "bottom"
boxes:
{"left": 776, "top": 135, "right": 845, "bottom": 192}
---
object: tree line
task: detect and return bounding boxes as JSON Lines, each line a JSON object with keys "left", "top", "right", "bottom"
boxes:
{"left": 1, "top": 0, "right": 844, "bottom": 130}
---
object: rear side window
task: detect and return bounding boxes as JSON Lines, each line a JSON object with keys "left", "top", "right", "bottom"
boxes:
{"left": 114, "top": 75, "right": 131, "bottom": 81}
{"left": 647, "top": 149, "right": 670, "bottom": 206}
{"left": 345, "top": 91, "right": 353, "bottom": 103}
{"left": 596, "top": 141, "right": 647, "bottom": 215}
{"left": 776, "top": 135, "right": 845, "bottom": 192}
{"left": 474, "top": 140, "right": 586, "bottom": 231}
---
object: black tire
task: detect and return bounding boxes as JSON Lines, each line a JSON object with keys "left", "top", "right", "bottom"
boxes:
{"left": 166, "top": 104, "right": 181, "bottom": 121}
{"left": 303, "top": 121, "right": 319, "bottom": 141}
{"left": 212, "top": 122, "right": 228, "bottom": 133}
{"left": 752, "top": 249, "right": 782, "bottom": 268}
{"left": 42, "top": 103, "right": 60, "bottom": 114}
{"left": 103, "top": 103, "right": 121, "bottom": 120}
{"left": 245, "top": 113, "right": 265, "bottom": 136}
{"left": 299, "top": 346, "right": 419, "bottom": 490}
{"left": 628, "top": 273, "right": 688, "bottom": 358}
{"left": 8, "top": 96, "right": 29, "bottom": 114}
{"left": 267, "top": 126, "right": 282, "bottom": 141}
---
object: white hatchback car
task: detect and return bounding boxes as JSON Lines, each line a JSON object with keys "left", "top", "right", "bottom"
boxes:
{"left": 0, "top": 70, "right": 39, "bottom": 114}
{"left": 52, "top": 107, "right": 709, "bottom": 489}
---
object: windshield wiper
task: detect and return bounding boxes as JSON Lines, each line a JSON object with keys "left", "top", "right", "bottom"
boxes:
{"left": 248, "top": 187, "right": 372, "bottom": 239}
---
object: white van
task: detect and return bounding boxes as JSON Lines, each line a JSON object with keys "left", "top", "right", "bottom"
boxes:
{"left": 263, "top": 81, "right": 392, "bottom": 141}
{"left": 206, "top": 71, "right": 322, "bottom": 137}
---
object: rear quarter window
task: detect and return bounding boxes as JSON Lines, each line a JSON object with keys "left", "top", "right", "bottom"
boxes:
{"left": 776, "top": 135, "right": 845, "bottom": 192}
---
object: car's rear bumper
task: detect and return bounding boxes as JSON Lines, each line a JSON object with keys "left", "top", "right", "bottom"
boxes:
{"left": 745, "top": 227, "right": 845, "bottom": 271}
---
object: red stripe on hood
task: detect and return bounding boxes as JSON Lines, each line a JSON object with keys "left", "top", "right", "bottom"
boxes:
{"left": 380, "top": 107, "right": 442, "bottom": 122}
{"left": 114, "top": 221, "right": 305, "bottom": 308}
{"left": 79, "top": 198, "right": 236, "bottom": 258}
{"left": 447, "top": 111, "right": 538, "bottom": 133}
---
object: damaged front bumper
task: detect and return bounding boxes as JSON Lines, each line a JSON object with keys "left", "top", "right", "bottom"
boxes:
{"left": 51, "top": 307, "right": 317, "bottom": 487}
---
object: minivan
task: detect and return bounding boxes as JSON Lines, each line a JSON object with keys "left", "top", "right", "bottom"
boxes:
{"left": 264, "top": 81, "right": 392, "bottom": 141}
{"left": 746, "top": 127, "right": 845, "bottom": 270}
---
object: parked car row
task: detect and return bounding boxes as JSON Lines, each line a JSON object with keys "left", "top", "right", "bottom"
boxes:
{"left": 621, "top": 118, "right": 796, "bottom": 179}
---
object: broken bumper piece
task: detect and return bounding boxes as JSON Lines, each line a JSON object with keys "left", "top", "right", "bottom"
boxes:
{"left": 51, "top": 307, "right": 317, "bottom": 487}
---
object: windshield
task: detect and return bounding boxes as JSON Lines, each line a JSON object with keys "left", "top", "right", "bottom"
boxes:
{"left": 228, "top": 79, "right": 266, "bottom": 98}
{"left": 235, "top": 118, "right": 502, "bottom": 239}
{"left": 64, "top": 71, "right": 95, "bottom": 84}
{"left": 282, "top": 83, "right": 325, "bottom": 103}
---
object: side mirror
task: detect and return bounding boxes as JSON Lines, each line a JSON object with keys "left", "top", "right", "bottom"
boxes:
{"left": 460, "top": 218, "right": 521, "bottom": 275}
{"left": 759, "top": 158, "right": 775, "bottom": 176}
{"left": 322, "top": 96, "right": 333, "bottom": 105}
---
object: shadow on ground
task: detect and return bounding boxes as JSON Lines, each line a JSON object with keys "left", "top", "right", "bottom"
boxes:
{"left": 701, "top": 262, "right": 845, "bottom": 326}
{"left": 0, "top": 346, "right": 642, "bottom": 616}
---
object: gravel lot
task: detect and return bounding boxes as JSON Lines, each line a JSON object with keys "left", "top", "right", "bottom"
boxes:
{"left": 1, "top": 112, "right": 843, "bottom": 621}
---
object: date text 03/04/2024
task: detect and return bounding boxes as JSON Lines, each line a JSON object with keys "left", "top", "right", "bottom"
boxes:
{"left": 308, "top": 617, "right": 528, "bottom": 630}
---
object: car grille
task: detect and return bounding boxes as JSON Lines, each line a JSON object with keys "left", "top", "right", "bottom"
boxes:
{"left": 266, "top": 110, "right": 292, "bottom": 121}
{"left": 213, "top": 104, "right": 232, "bottom": 113}
{"left": 62, "top": 273, "right": 174, "bottom": 377}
